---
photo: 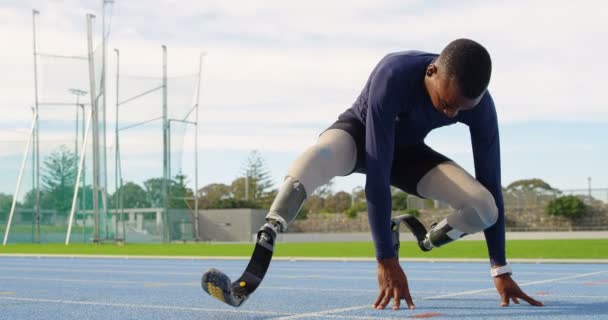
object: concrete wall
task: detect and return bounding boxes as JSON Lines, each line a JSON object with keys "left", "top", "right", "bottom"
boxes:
{"left": 197, "top": 209, "right": 267, "bottom": 242}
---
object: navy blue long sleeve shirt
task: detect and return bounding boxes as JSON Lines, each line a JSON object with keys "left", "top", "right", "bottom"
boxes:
{"left": 341, "top": 51, "right": 506, "bottom": 266}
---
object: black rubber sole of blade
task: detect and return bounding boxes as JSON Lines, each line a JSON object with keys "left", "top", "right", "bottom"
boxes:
{"left": 202, "top": 268, "right": 243, "bottom": 307}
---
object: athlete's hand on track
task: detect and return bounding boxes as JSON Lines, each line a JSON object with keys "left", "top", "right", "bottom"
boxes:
{"left": 493, "top": 274, "right": 544, "bottom": 307}
{"left": 373, "top": 257, "right": 415, "bottom": 310}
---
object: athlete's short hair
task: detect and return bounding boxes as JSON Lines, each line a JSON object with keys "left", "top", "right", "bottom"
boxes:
{"left": 438, "top": 39, "right": 492, "bottom": 99}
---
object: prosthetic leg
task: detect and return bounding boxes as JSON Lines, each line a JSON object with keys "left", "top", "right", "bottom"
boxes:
{"left": 392, "top": 214, "right": 467, "bottom": 253}
{"left": 202, "top": 176, "right": 306, "bottom": 307}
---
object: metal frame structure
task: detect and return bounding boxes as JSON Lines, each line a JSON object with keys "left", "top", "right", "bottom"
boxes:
{"left": 114, "top": 46, "right": 203, "bottom": 242}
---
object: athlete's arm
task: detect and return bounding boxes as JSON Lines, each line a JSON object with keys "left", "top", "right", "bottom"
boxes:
{"left": 365, "top": 66, "right": 401, "bottom": 260}
{"left": 466, "top": 93, "right": 543, "bottom": 307}
{"left": 365, "top": 64, "right": 415, "bottom": 310}
{"left": 466, "top": 93, "right": 506, "bottom": 267}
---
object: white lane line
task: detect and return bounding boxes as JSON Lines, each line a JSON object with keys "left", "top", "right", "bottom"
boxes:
{"left": 273, "top": 270, "right": 608, "bottom": 320}
{"left": 426, "top": 270, "right": 607, "bottom": 300}
{"left": 0, "top": 296, "right": 407, "bottom": 320}
{"left": 0, "top": 296, "right": 290, "bottom": 316}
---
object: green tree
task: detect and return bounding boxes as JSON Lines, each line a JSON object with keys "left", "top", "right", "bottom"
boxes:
{"left": 546, "top": 195, "right": 587, "bottom": 219}
{"left": 111, "top": 182, "right": 149, "bottom": 209}
{"left": 325, "top": 191, "right": 352, "bottom": 213}
{"left": 198, "top": 183, "right": 232, "bottom": 209}
{"left": 0, "top": 193, "right": 14, "bottom": 221}
{"left": 392, "top": 191, "right": 409, "bottom": 211}
{"left": 506, "top": 178, "right": 559, "bottom": 193}
{"left": 238, "top": 150, "right": 274, "bottom": 202}
{"left": 302, "top": 195, "right": 325, "bottom": 215}
{"left": 41, "top": 145, "right": 77, "bottom": 215}
{"left": 171, "top": 173, "right": 194, "bottom": 209}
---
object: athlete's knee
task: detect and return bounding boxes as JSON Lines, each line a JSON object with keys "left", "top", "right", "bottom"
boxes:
{"left": 469, "top": 188, "right": 498, "bottom": 228}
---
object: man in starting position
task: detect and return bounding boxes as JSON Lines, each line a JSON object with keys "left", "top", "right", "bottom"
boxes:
{"left": 204, "top": 38, "right": 544, "bottom": 310}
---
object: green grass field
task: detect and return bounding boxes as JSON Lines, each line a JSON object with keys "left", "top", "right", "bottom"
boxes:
{"left": 1, "top": 239, "right": 606, "bottom": 259}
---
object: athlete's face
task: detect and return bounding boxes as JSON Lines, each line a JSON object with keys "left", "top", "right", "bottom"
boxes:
{"left": 424, "top": 63, "right": 482, "bottom": 118}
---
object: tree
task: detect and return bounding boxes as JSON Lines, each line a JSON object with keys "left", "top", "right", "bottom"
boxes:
{"left": 506, "top": 179, "right": 559, "bottom": 193}
{"left": 313, "top": 179, "right": 334, "bottom": 197}
{"left": 198, "top": 183, "right": 232, "bottom": 209}
{"left": 143, "top": 175, "right": 193, "bottom": 209}
{"left": 325, "top": 191, "right": 352, "bottom": 213}
{"left": 303, "top": 195, "right": 325, "bottom": 215}
{"left": 546, "top": 195, "right": 587, "bottom": 219}
{"left": 0, "top": 193, "right": 14, "bottom": 221}
{"left": 111, "top": 182, "right": 149, "bottom": 209}
{"left": 41, "top": 145, "right": 77, "bottom": 215}
{"left": 171, "top": 173, "right": 194, "bottom": 209}
{"left": 392, "top": 191, "right": 409, "bottom": 211}
{"left": 239, "top": 150, "right": 274, "bottom": 201}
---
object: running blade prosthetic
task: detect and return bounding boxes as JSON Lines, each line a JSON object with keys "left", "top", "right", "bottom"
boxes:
{"left": 391, "top": 214, "right": 432, "bottom": 252}
{"left": 201, "top": 223, "right": 276, "bottom": 307}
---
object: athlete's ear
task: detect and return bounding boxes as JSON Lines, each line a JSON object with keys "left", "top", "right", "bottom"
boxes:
{"left": 426, "top": 64, "right": 436, "bottom": 77}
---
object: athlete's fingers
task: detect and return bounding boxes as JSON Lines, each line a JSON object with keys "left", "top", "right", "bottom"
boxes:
{"left": 404, "top": 289, "right": 415, "bottom": 309}
{"left": 392, "top": 287, "right": 400, "bottom": 310}
{"left": 518, "top": 292, "right": 544, "bottom": 306}
{"left": 501, "top": 293, "right": 510, "bottom": 307}
{"left": 373, "top": 291, "right": 385, "bottom": 308}
{"left": 378, "top": 289, "right": 392, "bottom": 309}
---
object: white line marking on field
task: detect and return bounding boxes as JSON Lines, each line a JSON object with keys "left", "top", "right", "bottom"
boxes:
{"left": 273, "top": 270, "right": 608, "bottom": 320}
{"left": 0, "top": 296, "right": 290, "bottom": 316}
{"left": 0, "top": 296, "right": 415, "bottom": 320}
{"left": 426, "top": 270, "right": 606, "bottom": 300}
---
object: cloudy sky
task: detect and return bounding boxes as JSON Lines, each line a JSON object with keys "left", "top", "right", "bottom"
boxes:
{"left": 1, "top": 0, "right": 607, "bottom": 197}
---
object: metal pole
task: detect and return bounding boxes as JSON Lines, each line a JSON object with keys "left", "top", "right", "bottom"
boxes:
{"left": 193, "top": 53, "right": 204, "bottom": 241}
{"left": 162, "top": 45, "right": 169, "bottom": 242}
{"left": 101, "top": 0, "right": 112, "bottom": 240}
{"left": 80, "top": 103, "right": 86, "bottom": 243}
{"left": 86, "top": 13, "right": 100, "bottom": 243}
{"left": 32, "top": 9, "right": 41, "bottom": 243}
{"left": 3, "top": 116, "right": 37, "bottom": 246}
{"left": 114, "top": 48, "right": 122, "bottom": 241}
{"left": 66, "top": 110, "right": 93, "bottom": 245}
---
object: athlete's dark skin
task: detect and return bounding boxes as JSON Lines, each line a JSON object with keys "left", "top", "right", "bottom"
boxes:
{"left": 372, "top": 60, "right": 545, "bottom": 310}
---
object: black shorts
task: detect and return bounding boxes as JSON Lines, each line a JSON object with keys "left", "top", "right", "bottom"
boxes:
{"left": 325, "top": 117, "right": 452, "bottom": 197}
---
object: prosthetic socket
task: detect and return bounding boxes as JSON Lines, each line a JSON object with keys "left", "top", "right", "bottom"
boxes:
{"left": 264, "top": 176, "right": 307, "bottom": 232}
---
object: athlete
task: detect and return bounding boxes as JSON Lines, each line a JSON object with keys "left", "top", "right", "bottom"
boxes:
{"left": 203, "top": 38, "right": 544, "bottom": 310}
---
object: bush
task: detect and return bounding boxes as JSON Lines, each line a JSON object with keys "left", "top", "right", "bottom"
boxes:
{"left": 402, "top": 208, "right": 420, "bottom": 217}
{"left": 546, "top": 195, "right": 586, "bottom": 219}
{"left": 344, "top": 206, "right": 358, "bottom": 219}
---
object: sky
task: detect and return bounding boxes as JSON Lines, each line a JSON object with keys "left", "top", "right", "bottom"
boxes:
{"left": 0, "top": 0, "right": 607, "bottom": 198}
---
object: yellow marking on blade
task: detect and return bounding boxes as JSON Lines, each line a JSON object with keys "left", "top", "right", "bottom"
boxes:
{"left": 207, "top": 283, "right": 225, "bottom": 302}
{"left": 239, "top": 281, "right": 246, "bottom": 287}
{"left": 0, "top": 292, "right": 16, "bottom": 295}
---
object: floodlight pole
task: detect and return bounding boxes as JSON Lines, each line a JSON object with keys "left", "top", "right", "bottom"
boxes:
{"left": 114, "top": 48, "right": 125, "bottom": 241}
{"left": 193, "top": 52, "right": 205, "bottom": 241}
{"left": 101, "top": 0, "right": 113, "bottom": 240}
{"left": 162, "top": 45, "right": 170, "bottom": 242}
{"left": 32, "top": 9, "right": 41, "bottom": 243}
{"left": 87, "top": 13, "right": 100, "bottom": 243}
